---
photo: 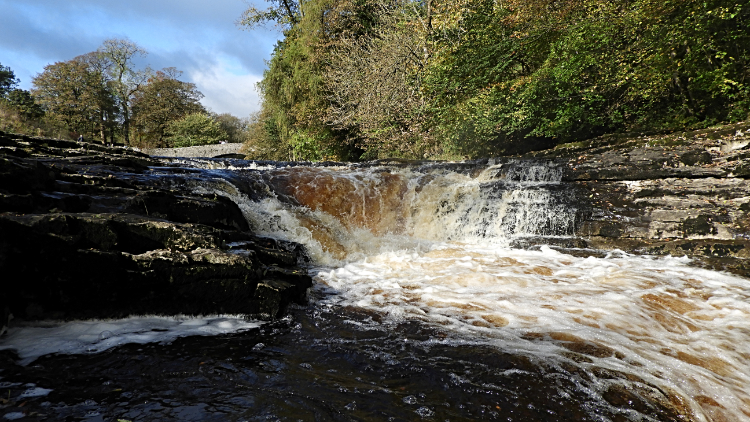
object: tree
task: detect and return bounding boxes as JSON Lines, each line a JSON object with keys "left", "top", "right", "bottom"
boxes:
{"left": 243, "top": 0, "right": 382, "bottom": 161}
{"left": 244, "top": 0, "right": 750, "bottom": 161}
{"left": 243, "top": 108, "right": 282, "bottom": 159}
{"left": 73, "top": 52, "right": 121, "bottom": 143}
{"left": 238, "top": 0, "right": 301, "bottom": 29}
{"left": 325, "top": 0, "right": 435, "bottom": 159}
{"left": 131, "top": 69, "right": 205, "bottom": 147}
{"left": 420, "top": 0, "right": 750, "bottom": 157}
{"left": 166, "top": 113, "right": 228, "bottom": 147}
{"left": 4, "top": 89, "right": 44, "bottom": 120}
{"left": 0, "top": 63, "right": 19, "bottom": 98}
{"left": 0, "top": 63, "right": 43, "bottom": 120}
{"left": 98, "top": 38, "right": 151, "bottom": 145}
{"left": 32, "top": 59, "right": 117, "bottom": 142}
{"left": 213, "top": 113, "right": 249, "bottom": 143}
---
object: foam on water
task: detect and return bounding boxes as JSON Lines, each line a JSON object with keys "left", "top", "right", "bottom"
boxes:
{"left": 194, "top": 161, "right": 579, "bottom": 266}
{"left": 314, "top": 244, "right": 750, "bottom": 421}
{"left": 187, "top": 161, "right": 750, "bottom": 419}
{"left": 0, "top": 316, "right": 262, "bottom": 366}
{"left": 4, "top": 158, "right": 747, "bottom": 420}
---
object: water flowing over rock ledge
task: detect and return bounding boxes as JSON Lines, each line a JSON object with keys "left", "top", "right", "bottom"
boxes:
{"left": 4, "top": 127, "right": 750, "bottom": 420}
{"left": 0, "top": 131, "right": 311, "bottom": 322}
{"left": 3, "top": 121, "right": 750, "bottom": 322}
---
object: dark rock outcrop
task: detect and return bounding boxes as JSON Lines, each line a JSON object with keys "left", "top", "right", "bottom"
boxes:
{"left": 526, "top": 121, "right": 750, "bottom": 277}
{"left": 0, "top": 131, "right": 311, "bottom": 321}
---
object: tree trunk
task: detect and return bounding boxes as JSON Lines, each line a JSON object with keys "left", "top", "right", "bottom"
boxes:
{"left": 123, "top": 106, "right": 131, "bottom": 145}
{"left": 99, "top": 109, "right": 106, "bottom": 144}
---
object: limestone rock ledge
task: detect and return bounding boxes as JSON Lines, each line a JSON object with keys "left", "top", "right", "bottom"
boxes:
{"left": 0, "top": 131, "right": 311, "bottom": 321}
{"left": 527, "top": 122, "right": 750, "bottom": 277}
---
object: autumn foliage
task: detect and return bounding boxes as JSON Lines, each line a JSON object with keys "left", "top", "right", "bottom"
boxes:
{"left": 243, "top": 0, "right": 750, "bottom": 160}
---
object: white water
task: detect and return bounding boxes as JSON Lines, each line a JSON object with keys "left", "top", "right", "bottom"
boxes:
{"left": 201, "top": 160, "right": 750, "bottom": 421}
{"left": 315, "top": 244, "right": 750, "bottom": 421}
{"left": 2, "top": 159, "right": 749, "bottom": 421}
{"left": 0, "top": 316, "right": 262, "bottom": 365}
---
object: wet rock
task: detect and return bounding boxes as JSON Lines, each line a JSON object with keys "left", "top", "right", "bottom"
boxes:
{"left": 0, "top": 130, "right": 310, "bottom": 321}
{"left": 680, "top": 150, "right": 712, "bottom": 166}
{"left": 526, "top": 121, "right": 750, "bottom": 278}
{"left": 255, "top": 279, "right": 304, "bottom": 319}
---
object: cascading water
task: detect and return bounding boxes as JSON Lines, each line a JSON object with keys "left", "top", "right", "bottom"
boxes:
{"left": 186, "top": 158, "right": 750, "bottom": 422}
{"left": 2, "top": 158, "right": 749, "bottom": 421}
{"left": 188, "top": 159, "right": 583, "bottom": 264}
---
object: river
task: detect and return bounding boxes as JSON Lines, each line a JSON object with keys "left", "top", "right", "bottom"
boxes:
{"left": 1, "top": 158, "right": 749, "bottom": 421}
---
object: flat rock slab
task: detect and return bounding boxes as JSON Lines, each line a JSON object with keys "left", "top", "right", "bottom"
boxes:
{"left": 524, "top": 122, "right": 750, "bottom": 277}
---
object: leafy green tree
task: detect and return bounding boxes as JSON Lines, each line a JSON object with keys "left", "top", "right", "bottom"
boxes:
{"left": 32, "top": 58, "right": 117, "bottom": 142}
{"left": 243, "top": 109, "right": 284, "bottom": 159}
{"left": 73, "top": 51, "right": 121, "bottom": 143}
{"left": 0, "top": 63, "right": 64, "bottom": 137}
{"left": 0, "top": 63, "right": 19, "bottom": 98}
{"left": 422, "top": 0, "right": 750, "bottom": 157}
{"left": 131, "top": 69, "right": 205, "bottom": 147}
{"left": 166, "top": 113, "right": 229, "bottom": 147}
{"left": 5, "top": 89, "right": 44, "bottom": 119}
{"left": 325, "top": 0, "right": 435, "bottom": 159}
{"left": 242, "top": 0, "right": 385, "bottom": 161}
{"left": 238, "top": 0, "right": 300, "bottom": 29}
{"left": 212, "top": 113, "right": 249, "bottom": 143}
{"left": 244, "top": 0, "right": 750, "bottom": 161}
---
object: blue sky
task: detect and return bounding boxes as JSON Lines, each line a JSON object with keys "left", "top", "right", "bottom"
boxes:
{"left": 0, "top": 0, "right": 281, "bottom": 117}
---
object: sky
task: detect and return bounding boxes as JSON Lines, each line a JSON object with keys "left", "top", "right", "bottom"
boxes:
{"left": 0, "top": 0, "right": 281, "bottom": 117}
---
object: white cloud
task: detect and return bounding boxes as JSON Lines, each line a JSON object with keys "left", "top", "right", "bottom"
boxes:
{"left": 0, "top": 0, "right": 279, "bottom": 116}
{"left": 189, "top": 63, "right": 262, "bottom": 118}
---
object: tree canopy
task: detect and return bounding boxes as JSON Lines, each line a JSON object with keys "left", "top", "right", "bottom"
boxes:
{"left": 0, "top": 63, "right": 20, "bottom": 98}
{"left": 130, "top": 69, "right": 206, "bottom": 147}
{"left": 166, "top": 113, "right": 229, "bottom": 147}
{"left": 97, "top": 38, "right": 151, "bottom": 144}
{"left": 12, "top": 40, "right": 246, "bottom": 147}
{"left": 32, "top": 58, "right": 117, "bottom": 142}
{"left": 242, "top": 0, "right": 750, "bottom": 161}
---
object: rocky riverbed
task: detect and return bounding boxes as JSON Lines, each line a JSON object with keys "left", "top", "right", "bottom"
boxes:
{"left": 2, "top": 121, "right": 750, "bottom": 322}
{"left": 0, "top": 131, "right": 311, "bottom": 323}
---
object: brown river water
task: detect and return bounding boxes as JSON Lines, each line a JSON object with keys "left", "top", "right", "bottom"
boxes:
{"left": 1, "top": 158, "right": 749, "bottom": 421}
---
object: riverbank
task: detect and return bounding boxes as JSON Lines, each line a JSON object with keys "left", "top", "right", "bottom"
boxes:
{"left": 525, "top": 121, "right": 750, "bottom": 278}
{"left": 0, "top": 130, "right": 310, "bottom": 322}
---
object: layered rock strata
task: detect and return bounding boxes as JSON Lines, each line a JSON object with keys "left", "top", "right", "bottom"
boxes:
{"left": 0, "top": 131, "right": 311, "bottom": 321}
{"left": 528, "top": 122, "right": 750, "bottom": 277}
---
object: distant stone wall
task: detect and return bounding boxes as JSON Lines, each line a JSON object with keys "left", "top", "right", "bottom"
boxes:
{"left": 141, "top": 143, "right": 244, "bottom": 158}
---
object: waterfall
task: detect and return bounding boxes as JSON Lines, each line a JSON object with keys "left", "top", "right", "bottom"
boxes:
{"left": 189, "top": 159, "right": 583, "bottom": 264}
{"left": 4, "top": 154, "right": 750, "bottom": 422}
{"left": 181, "top": 157, "right": 750, "bottom": 421}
